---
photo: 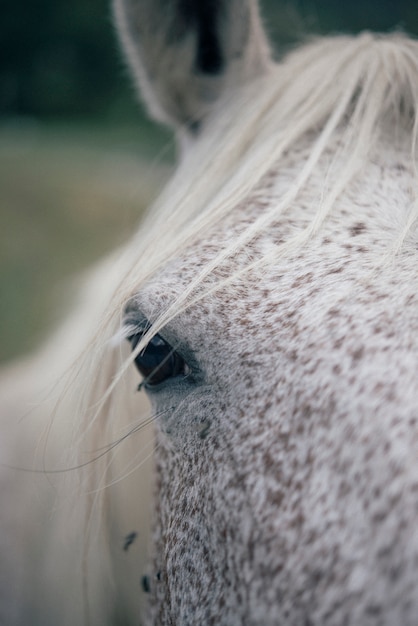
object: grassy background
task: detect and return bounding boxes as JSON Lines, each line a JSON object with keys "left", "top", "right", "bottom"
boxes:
{"left": 0, "top": 119, "right": 173, "bottom": 363}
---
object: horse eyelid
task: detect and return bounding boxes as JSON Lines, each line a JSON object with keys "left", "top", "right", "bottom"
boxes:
{"left": 123, "top": 311, "right": 199, "bottom": 385}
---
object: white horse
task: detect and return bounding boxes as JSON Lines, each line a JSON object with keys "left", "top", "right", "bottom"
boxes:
{"left": 2, "top": 1, "right": 418, "bottom": 624}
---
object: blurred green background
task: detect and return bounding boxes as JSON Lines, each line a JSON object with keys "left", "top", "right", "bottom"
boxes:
{"left": 1, "top": 0, "right": 418, "bottom": 363}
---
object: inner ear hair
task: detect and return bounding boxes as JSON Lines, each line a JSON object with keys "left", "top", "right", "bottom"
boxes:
{"left": 113, "top": 0, "right": 272, "bottom": 135}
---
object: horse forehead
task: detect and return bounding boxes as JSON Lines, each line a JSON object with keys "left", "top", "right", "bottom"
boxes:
{"left": 138, "top": 141, "right": 418, "bottom": 415}
{"left": 144, "top": 140, "right": 417, "bottom": 331}
{"left": 147, "top": 237, "right": 417, "bottom": 349}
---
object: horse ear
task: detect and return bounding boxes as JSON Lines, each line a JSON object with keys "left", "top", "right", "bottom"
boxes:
{"left": 113, "top": 0, "right": 272, "bottom": 136}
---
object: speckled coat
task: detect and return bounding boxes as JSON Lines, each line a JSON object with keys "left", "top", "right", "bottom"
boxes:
{"left": 114, "top": 2, "right": 418, "bottom": 624}
{"left": 126, "top": 146, "right": 417, "bottom": 625}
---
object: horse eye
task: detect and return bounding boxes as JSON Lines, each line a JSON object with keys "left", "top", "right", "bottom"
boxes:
{"left": 127, "top": 332, "right": 189, "bottom": 387}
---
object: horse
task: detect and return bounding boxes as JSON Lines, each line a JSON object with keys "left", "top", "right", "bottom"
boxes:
{"left": 1, "top": 0, "right": 418, "bottom": 624}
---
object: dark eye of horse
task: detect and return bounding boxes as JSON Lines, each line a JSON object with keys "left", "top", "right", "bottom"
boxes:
{"left": 127, "top": 332, "right": 189, "bottom": 387}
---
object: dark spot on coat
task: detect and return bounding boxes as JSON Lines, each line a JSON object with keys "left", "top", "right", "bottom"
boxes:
{"left": 123, "top": 531, "right": 138, "bottom": 552}
{"left": 365, "top": 604, "right": 382, "bottom": 616}
{"left": 351, "top": 346, "right": 365, "bottom": 361}
{"left": 349, "top": 222, "right": 367, "bottom": 236}
{"left": 141, "top": 575, "right": 151, "bottom": 593}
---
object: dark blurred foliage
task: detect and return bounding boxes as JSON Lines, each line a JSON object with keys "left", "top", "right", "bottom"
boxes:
{"left": 1, "top": 0, "right": 418, "bottom": 119}
{"left": 0, "top": 0, "right": 131, "bottom": 118}
{"left": 265, "top": 0, "right": 418, "bottom": 45}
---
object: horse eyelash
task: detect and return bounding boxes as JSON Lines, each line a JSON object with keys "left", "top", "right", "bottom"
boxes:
{"left": 109, "top": 324, "right": 138, "bottom": 347}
